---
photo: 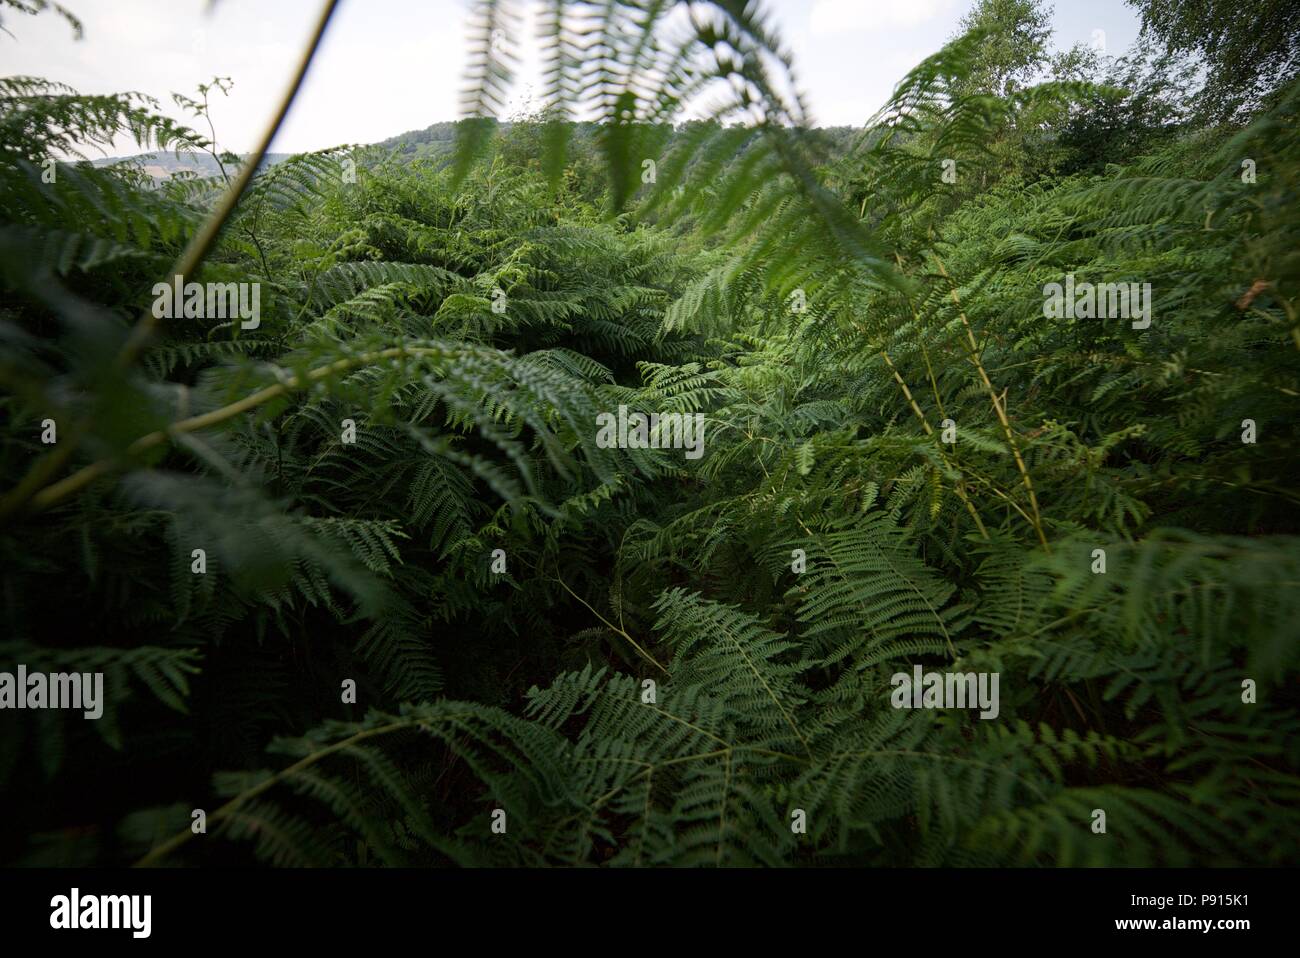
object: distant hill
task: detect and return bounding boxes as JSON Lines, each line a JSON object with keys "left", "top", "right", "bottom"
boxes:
{"left": 92, "top": 151, "right": 291, "bottom": 180}
{"left": 371, "top": 121, "right": 461, "bottom": 159}
{"left": 95, "top": 119, "right": 870, "bottom": 180}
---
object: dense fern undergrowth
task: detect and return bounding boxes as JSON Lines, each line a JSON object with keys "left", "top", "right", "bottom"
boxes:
{"left": 1, "top": 1, "right": 1298, "bottom": 867}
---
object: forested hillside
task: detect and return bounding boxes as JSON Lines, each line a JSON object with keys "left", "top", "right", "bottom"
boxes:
{"left": 1, "top": 0, "right": 1297, "bottom": 867}
{"left": 92, "top": 151, "right": 291, "bottom": 181}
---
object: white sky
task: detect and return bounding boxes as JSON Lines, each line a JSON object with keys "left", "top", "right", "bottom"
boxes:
{"left": 2, "top": 0, "right": 1143, "bottom": 156}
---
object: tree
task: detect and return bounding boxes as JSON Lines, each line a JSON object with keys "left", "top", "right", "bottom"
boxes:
{"left": 1126, "top": 0, "right": 1300, "bottom": 121}
{"left": 952, "top": 0, "right": 1054, "bottom": 97}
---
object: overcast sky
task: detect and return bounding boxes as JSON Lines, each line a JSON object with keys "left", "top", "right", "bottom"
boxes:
{"left": 4, "top": 0, "right": 1144, "bottom": 156}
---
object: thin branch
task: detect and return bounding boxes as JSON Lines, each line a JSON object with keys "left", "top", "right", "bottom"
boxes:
{"left": 0, "top": 0, "right": 342, "bottom": 520}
